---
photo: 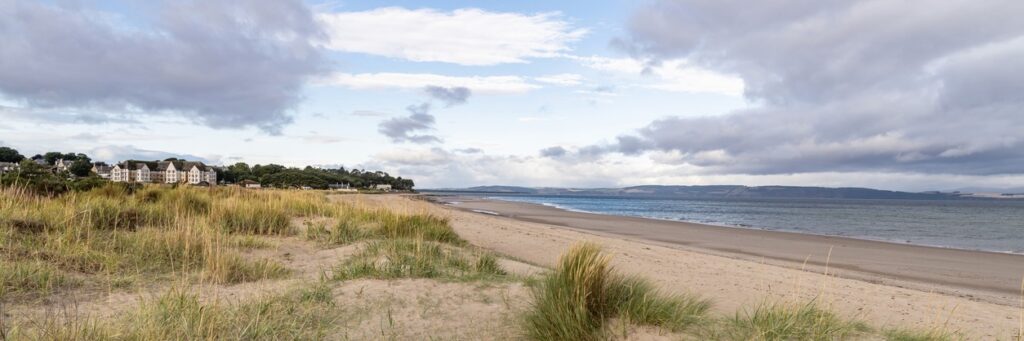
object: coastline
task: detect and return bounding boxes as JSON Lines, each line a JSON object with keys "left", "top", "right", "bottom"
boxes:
{"left": 493, "top": 196, "right": 1024, "bottom": 255}
{"left": 368, "top": 193, "right": 1024, "bottom": 338}
{"left": 430, "top": 194, "right": 1024, "bottom": 302}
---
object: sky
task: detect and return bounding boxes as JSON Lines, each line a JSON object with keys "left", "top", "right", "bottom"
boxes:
{"left": 2, "top": 0, "right": 1023, "bottom": 191}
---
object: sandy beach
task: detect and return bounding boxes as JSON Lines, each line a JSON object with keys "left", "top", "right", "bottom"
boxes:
{"left": 357, "top": 194, "right": 1023, "bottom": 339}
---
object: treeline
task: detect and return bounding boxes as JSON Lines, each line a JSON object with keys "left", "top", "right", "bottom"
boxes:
{"left": 1, "top": 145, "right": 417, "bottom": 193}
{"left": 219, "top": 163, "right": 414, "bottom": 190}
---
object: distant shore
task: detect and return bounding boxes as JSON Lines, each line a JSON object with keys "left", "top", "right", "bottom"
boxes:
{"left": 427, "top": 194, "right": 1024, "bottom": 302}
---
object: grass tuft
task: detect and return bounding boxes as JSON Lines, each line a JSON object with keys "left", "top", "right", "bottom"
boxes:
{"left": 721, "top": 300, "right": 869, "bottom": 341}
{"left": 0, "top": 261, "right": 77, "bottom": 299}
{"left": 524, "top": 243, "right": 709, "bottom": 340}
{"left": 333, "top": 239, "right": 504, "bottom": 281}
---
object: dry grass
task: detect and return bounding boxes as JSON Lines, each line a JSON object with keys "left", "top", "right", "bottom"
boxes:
{"left": 3, "top": 282, "right": 341, "bottom": 340}
{"left": 0, "top": 185, "right": 342, "bottom": 299}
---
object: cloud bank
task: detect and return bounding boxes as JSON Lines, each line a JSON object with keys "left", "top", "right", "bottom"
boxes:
{"left": 0, "top": 0, "right": 325, "bottom": 134}
{"left": 561, "top": 0, "right": 1024, "bottom": 176}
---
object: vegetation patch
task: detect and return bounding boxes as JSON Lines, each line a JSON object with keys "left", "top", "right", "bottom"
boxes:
{"left": 307, "top": 210, "right": 462, "bottom": 245}
{"left": 713, "top": 301, "right": 869, "bottom": 341}
{"left": 524, "top": 243, "right": 710, "bottom": 341}
{"left": 4, "top": 284, "right": 341, "bottom": 340}
{"left": 0, "top": 261, "right": 77, "bottom": 299}
{"left": 333, "top": 239, "right": 505, "bottom": 281}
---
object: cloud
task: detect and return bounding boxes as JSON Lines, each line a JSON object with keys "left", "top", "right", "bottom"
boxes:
{"left": 574, "top": 56, "right": 744, "bottom": 96}
{"left": 89, "top": 145, "right": 216, "bottom": 164}
{"left": 454, "top": 148, "right": 484, "bottom": 154}
{"left": 0, "top": 105, "right": 141, "bottom": 125}
{"left": 424, "top": 86, "right": 471, "bottom": 106}
{"left": 0, "top": 1, "right": 325, "bottom": 134}
{"left": 566, "top": 0, "right": 1024, "bottom": 176}
{"left": 377, "top": 103, "right": 441, "bottom": 144}
{"left": 318, "top": 72, "right": 538, "bottom": 94}
{"left": 534, "top": 74, "right": 584, "bottom": 86}
{"left": 317, "top": 7, "right": 586, "bottom": 65}
{"left": 539, "top": 146, "right": 568, "bottom": 158}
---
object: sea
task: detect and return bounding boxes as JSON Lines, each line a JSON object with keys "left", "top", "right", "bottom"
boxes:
{"left": 480, "top": 194, "right": 1024, "bottom": 254}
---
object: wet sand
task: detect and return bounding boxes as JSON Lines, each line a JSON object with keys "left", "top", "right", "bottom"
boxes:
{"left": 441, "top": 195, "right": 1024, "bottom": 304}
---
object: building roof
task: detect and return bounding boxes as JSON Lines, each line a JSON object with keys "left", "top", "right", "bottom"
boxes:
{"left": 115, "top": 160, "right": 215, "bottom": 172}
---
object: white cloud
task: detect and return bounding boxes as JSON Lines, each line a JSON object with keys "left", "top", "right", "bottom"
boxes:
{"left": 368, "top": 147, "right": 1024, "bottom": 191}
{"left": 317, "top": 7, "right": 586, "bottom": 65}
{"left": 318, "top": 72, "right": 539, "bottom": 94}
{"left": 534, "top": 73, "right": 584, "bottom": 86}
{"left": 575, "top": 56, "right": 745, "bottom": 96}
{"left": 374, "top": 148, "right": 453, "bottom": 166}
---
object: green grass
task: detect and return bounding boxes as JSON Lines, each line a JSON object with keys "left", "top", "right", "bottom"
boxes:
{"left": 333, "top": 239, "right": 505, "bottom": 281}
{"left": 524, "top": 243, "right": 710, "bottom": 340}
{"left": 0, "top": 261, "right": 77, "bottom": 299}
{"left": 307, "top": 210, "right": 463, "bottom": 246}
{"left": 714, "top": 301, "right": 869, "bottom": 341}
{"left": 203, "top": 255, "right": 290, "bottom": 284}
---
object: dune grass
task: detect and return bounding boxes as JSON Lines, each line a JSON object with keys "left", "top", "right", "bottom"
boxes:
{"left": 712, "top": 300, "right": 869, "bottom": 341}
{"left": 4, "top": 283, "right": 341, "bottom": 340}
{"left": 0, "top": 261, "right": 77, "bottom": 299}
{"left": 0, "top": 185, "right": 344, "bottom": 299}
{"left": 333, "top": 239, "right": 505, "bottom": 281}
{"left": 306, "top": 209, "right": 462, "bottom": 245}
{"left": 524, "top": 243, "right": 711, "bottom": 340}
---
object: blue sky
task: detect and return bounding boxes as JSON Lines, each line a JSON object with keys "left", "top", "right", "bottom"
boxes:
{"left": 2, "top": 0, "right": 1023, "bottom": 191}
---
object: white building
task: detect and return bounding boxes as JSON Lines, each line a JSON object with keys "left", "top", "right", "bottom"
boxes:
{"left": 111, "top": 160, "right": 216, "bottom": 185}
{"left": 373, "top": 184, "right": 392, "bottom": 191}
{"left": 0, "top": 162, "right": 17, "bottom": 176}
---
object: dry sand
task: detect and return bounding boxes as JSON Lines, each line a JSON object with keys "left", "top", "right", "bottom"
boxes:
{"left": 341, "top": 193, "right": 1024, "bottom": 339}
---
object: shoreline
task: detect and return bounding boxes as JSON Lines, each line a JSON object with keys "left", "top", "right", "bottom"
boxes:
{"left": 493, "top": 197, "right": 1024, "bottom": 256}
{"left": 427, "top": 194, "right": 1024, "bottom": 304}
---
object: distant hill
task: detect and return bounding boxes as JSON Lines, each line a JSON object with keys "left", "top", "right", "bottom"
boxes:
{"left": 428, "top": 185, "right": 982, "bottom": 200}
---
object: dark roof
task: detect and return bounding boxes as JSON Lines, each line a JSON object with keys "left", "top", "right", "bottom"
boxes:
{"left": 116, "top": 160, "right": 213, "bottom": 172}
{"left": 156, "top": 160, "right": 211, "bottom": 172}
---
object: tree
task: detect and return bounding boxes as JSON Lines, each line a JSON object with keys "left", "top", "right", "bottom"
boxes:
{"left": 69, "top": 158, "right": 93, "bottom": 177}
{"left": 0, "top": 146, "right": 25, "bottom": 163}
{"left": 43, "top": 152, "right": 64, "bottom": 165}
{"left": 1, "top": 160, "right": 68, "bottom": 195}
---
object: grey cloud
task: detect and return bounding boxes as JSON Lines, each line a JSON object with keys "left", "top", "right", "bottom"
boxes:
{"left": 1, "top": 105, "right": 140, "bottom": 125}
{"left": 0, "top": 0, "right": 325, "bottom": 134}
{"left": 539, "top": 146, "right": 568, "bottom": 158}
{"left": 589, "top": 0, "right": 1024, "bottom": 176}
{"left": 377, "top": 103, "right": 441, "bottom": 144}
{"left": 424, "top": 86, "right": 472, "bottom": 107}
{"left": 454, "top": 148, "right": 484, "bottom": 154}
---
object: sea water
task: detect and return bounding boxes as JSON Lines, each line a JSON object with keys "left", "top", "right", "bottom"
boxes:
{"left": 485, "top": 195, "right": 1024, "bottom": 253}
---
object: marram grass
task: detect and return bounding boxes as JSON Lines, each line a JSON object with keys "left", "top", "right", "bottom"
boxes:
{"left": 524, "top": 243, "right": 710, "bottom": 340}
{"left": 333, "top": 238, "right": 505, "bottom": 281}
